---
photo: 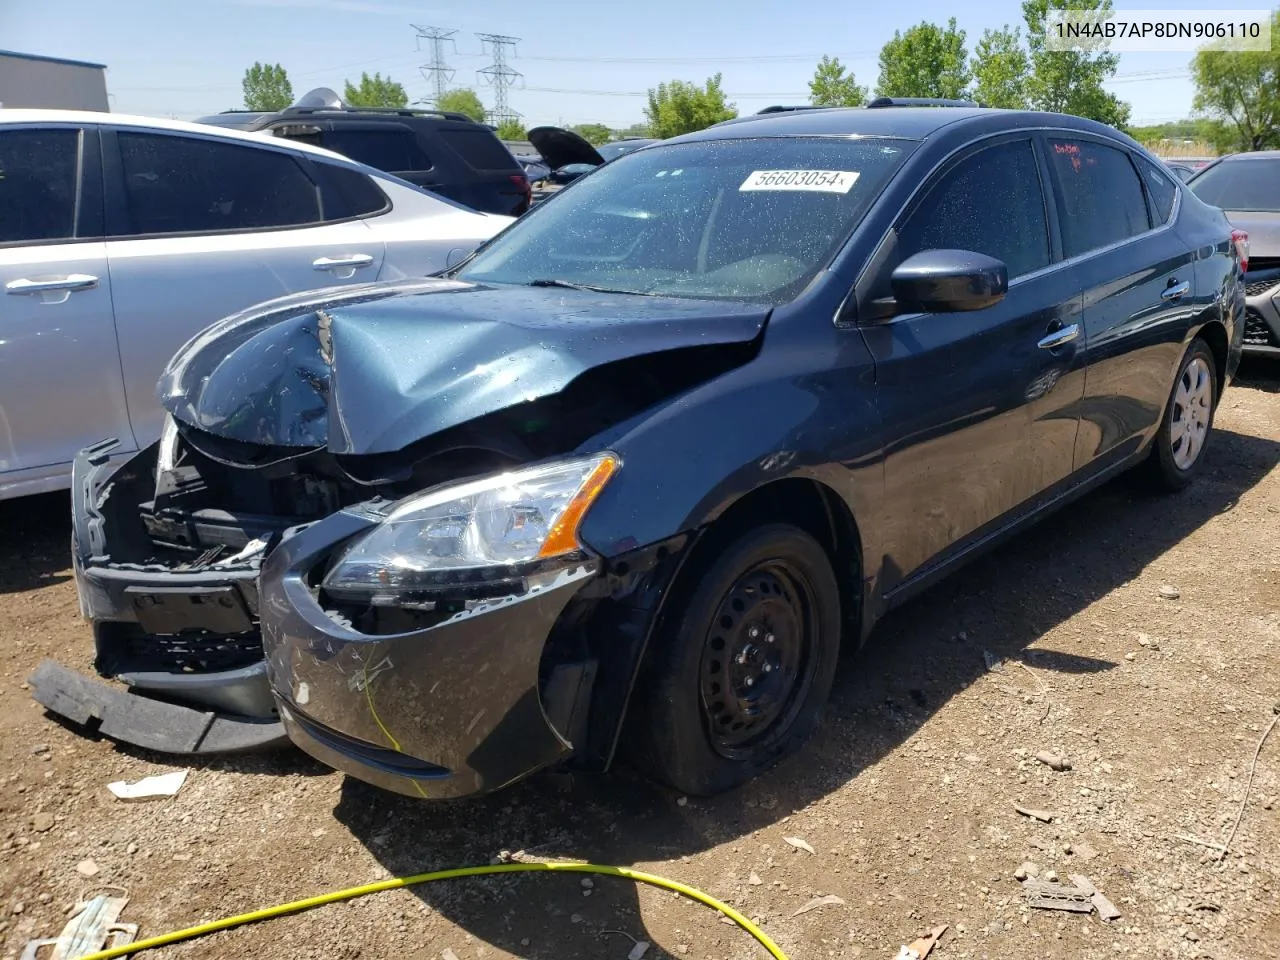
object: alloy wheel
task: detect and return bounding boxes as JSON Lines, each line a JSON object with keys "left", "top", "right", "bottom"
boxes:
{"left": 1170, "top": 356, "right": 1213, "bottom": 471}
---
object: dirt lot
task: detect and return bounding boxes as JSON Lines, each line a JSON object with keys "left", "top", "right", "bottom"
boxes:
{"left": 1, "top": 363, "right": 1277, "bottom": 960}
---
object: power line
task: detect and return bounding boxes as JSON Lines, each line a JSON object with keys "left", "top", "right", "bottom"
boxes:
{"left": 519, "top": 51, "right": 880, "bottom": 64}
{"left": 414, "top": 25, "right": 457, "bottom": 105}
{"left": 476, "top": 33, "right": 522, "bottom": 124}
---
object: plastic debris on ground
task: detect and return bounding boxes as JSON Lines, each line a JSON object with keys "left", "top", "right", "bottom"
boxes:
{"left": 1021, "top": 873, "right": 1121, "bottom": 920}
{"left": 107, "top": 769, "right": 188, "bottom": 801}
{"left": 20, "top": 892, "right": 136, "bottom": 960}
{"left": 893, "top": 923, "right": 947, "bottom": 959}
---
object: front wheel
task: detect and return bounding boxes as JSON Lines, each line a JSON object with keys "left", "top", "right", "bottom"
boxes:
{"left": 625, "top": 524, "right": 842, "bottom": 796}
{"left": 1141, "top": 338, "right": 1218, "bottom": 492}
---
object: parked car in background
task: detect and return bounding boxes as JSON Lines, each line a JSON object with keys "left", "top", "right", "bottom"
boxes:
{"left": 35, "top": 105, "right": 1245, "bottom": 799}
{"left": 197, "top": 88, "right": 532, "bottom": 217}
{"left": 1187, "top": 151, "right": 1280, "bottom": 355}
{"left": 1164, "top": 161, "right": 1197, "bottom": 183}
{"left": 515, "top": 154, "right": 551, "bottom": 183}
{"left": 524, "top": 128, "right": 662, "bottom": 201}
{"left": 526, "top": 125, "right": 605, "bottom": 188}
{"left": 0, "top": 109, "right": 511, "bottom": 500}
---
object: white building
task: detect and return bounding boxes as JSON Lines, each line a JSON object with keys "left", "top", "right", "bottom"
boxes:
{"left": 0, "top": 50, "right": 108, "bottom": 112}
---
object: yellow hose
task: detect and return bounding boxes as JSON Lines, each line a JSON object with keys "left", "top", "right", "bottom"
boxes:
{"left": 76, "top": 861, "right": 789, "bottom": 960}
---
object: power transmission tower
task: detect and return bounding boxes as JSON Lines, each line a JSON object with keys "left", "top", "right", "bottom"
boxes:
{"left": 413, "top": 25, "right": 456, "bottom": 106}
{"left": 476, "top": 33, "right": 522, "bottom": 124}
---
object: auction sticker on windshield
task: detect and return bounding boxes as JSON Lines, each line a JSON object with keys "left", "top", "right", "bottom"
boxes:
{"left": 739, "top": 170, "right": 860, "bottom": 193}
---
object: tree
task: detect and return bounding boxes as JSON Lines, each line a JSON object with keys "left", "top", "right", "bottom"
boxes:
{"left": 1022, "top": 0, "right": 1129, "bottom": 127}
{"left": 242, "top": 62, "right": 292, "bottom": 112}
{"left": 436, "top": 88, "right": 486, "bottom": 123}
{"left": 571, "top": 123, "right": 614, "bottom": 145}
{"left": 808, "top": 55, "right": 867, "bottom": 107}
{"left": 494, "top": 118, "right": 526, "bottom": 140}
{"left": 617, "top": 122, "right": 652, "bottom": 138}
{"left": 644, "top": 74, "right": 737, "bottom": 139}
{"left": 875, "top": 18, "right": 971, "bottom": 100}
{"left": 342, "top": 72, "right": 408, "bottom": 109}
{"left": 971, "top": 26, "right": 1029, "bottom": 109}
{"left": 1191, "top": 11, "right": 1280, "bottom": 152}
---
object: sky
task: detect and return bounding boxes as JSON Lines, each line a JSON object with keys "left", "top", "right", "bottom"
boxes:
{"left": 0, "top": 0, "right": 1211, "bottom": 127}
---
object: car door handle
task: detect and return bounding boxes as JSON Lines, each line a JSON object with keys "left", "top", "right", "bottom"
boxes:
{"left": 312, "top": 255, "right": 374, "bottom": 271}
{"left": 1037, "top": 323, "right": 1080, "bottom": 350}
{"left": 1160, "top": 280, "right": 1190, "bottom": 301}
{"left": 5, "top": 274, "right": 99, "bottom": 295}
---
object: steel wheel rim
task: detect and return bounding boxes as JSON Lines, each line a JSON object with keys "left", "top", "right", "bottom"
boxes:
{"left": 1170, "top": 356, "right": 1212, "bottom": 471}
{"left": 698, "top": 560, "right": 820, "bottom": 759}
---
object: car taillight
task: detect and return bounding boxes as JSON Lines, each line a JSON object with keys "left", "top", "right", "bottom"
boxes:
{"left": 509, "top": 173, "right": 531, "bottom": 213}
{"left": 1231, "top": 228, "right": 1249, "bottom": 272}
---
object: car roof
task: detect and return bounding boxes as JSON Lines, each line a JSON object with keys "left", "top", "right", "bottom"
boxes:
{"left": 674, "top": 106, "right": 1137, "bottom": 145}
{"left": 0, "top": 108, "right": 358, "bottom": 166}
{"left": 1214, "top": 150, "right": 1280, "bottom": 161}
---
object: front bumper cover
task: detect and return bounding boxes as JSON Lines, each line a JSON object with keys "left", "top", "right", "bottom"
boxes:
{"left": 1243, "top": 278, "right": 1280, "bottom": 356}
{"left": 261, "top": 509, "right": 598, "bottom": 799}
{"left": 32, "top": 439, "right": 288, "bottom": 754}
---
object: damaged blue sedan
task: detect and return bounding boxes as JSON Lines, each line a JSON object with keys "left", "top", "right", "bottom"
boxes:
{"left": 36, "top": 104, "right": 1246, "bottom": 799}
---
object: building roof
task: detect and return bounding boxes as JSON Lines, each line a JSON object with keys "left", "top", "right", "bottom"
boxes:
{"left": 0, "top": 49, "right": 107, "bottom": 71}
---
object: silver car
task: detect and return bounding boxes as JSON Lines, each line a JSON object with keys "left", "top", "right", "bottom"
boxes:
{"left": 0, "top": 110, "right": 510, "bottom": 500}
{"left": 1186, "top": 151, "right": 1280, "bottom": 357}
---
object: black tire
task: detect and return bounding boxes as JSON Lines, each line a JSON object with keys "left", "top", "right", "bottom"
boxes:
{"left": 626, "top": 524, "right": 842, "bottom": 796}
{"left": 1141, "top": 338, "right": 1219, "bottom": 493}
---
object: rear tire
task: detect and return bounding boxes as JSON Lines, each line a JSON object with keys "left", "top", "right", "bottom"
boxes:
{"left": 626, "top": 524, "right": 841, "bottom": 796}
{"left": 1141, "top": 338, "right": 1218, "bottom": 492}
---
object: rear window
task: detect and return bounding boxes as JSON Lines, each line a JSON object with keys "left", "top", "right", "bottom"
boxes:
{"left": 314, "top": 163, "right": 390, "bottom": 220}
{"left": 320, "top": 127, "right": 431, "bottom": 173}
{"left": 1189, "top": 158, "right": 1280, "bottom": 212}
{"left": 1138, "top": 157, "right": 1178, "bottom": 224}
{"left": 438, "top": 128, "right": 520, "bottom": 171}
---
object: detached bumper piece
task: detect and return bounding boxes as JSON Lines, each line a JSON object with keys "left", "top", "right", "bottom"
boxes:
{"left": 43, "top": 438, "right": 291, "bottom": 755}
{"left": 28, "top": 659, "right": 288, "bottom": 754}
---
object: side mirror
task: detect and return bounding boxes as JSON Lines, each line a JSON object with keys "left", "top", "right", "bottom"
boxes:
{"left": 889, "top": 249, "right": 1009, "bottom": 314}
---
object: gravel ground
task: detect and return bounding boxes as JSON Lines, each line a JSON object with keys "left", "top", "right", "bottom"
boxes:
{"left": 1, "top": 362, "right": 1277, "bottom": 960}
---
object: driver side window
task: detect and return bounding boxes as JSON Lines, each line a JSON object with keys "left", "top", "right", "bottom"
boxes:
{"left": 897, "top": 139, "right": 1051, "bottom": 280}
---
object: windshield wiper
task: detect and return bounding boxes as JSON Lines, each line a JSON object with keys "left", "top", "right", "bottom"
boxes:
{"left": 528, "top": 278, "right": 653, "bottom": 296}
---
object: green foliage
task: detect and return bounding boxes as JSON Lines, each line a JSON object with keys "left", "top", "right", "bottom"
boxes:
{"left": 971, "top": 26, "right": 1029, "bottom": 109}
{"left": 616, "top": 122, "right": 652, "bottom": 139}
{"left": 808, "top": 55, "right": 867, "bottom": 107}
{"left": 875, "top": 18, "right": 971, "bottom": 100}
{"left": 1129, "top": 119, "right": 1220, "bottom": 143}
{"left": 494, "top": 118, "right": 526, "bottom": 141}
{"left": 343, "top": 72, "right": 408, "bottom": 109}
{"left": 436, "top": 88, "right": 486, "bottom": 122}
{"left": 1022, "top": 0, "right": 1129, "bottom": 127}
{"left": 644, "top": 74, "right": 737, "bottom": 139}
{"left": 242, "top": 62, "right": 292, "bottom": 112}
{"left": 571, "top": 123, "right": 614, "bottom": 145}
{"left": 1192, "top": 11, "right": 1280, "bottom": 152}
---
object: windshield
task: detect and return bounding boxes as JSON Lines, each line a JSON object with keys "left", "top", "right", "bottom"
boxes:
{"left": 456, "top": 136, "right": 915, "bottom": 303}
{"left": 1189, "top": 158, "right": 1280, "bottom": 212}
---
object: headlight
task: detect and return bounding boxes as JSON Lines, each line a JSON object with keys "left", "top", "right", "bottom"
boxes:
{"left": 321, "top": 454, "right": 618, "bottom": 604}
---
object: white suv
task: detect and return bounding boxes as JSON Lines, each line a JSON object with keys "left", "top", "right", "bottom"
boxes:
{"left": 0, "top": 110, "right": 511, "bottom": 500}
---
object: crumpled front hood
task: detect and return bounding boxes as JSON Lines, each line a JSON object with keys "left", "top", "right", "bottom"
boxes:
{"left": 158, "top": 278, "right": 769, "bottom": 456}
